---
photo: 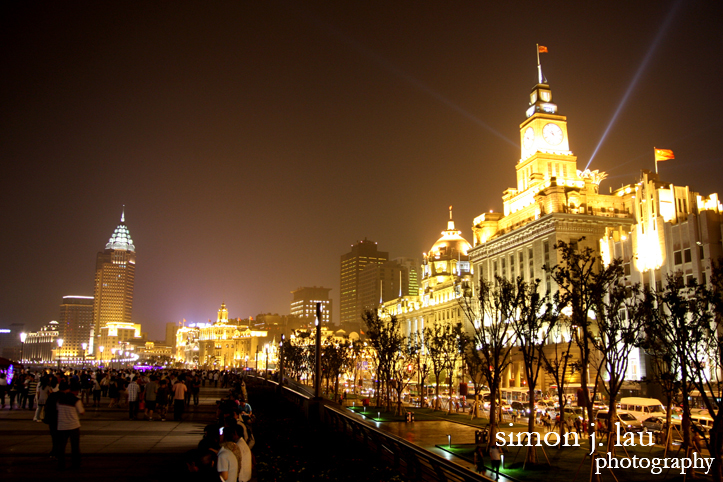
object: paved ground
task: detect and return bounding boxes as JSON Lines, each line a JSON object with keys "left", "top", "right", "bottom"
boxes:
{"left": 0, "top": 387, "right": 228, "bottom": 481}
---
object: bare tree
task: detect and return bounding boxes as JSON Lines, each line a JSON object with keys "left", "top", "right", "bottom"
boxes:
{"left": 509, "top": 277, "right": 554, "bottom": 463}
{"left": 546, "top": 239, "right": 621, "bottom": 435}
{"left": 591, "top": 281, "right": 646, "bottom": 453}
{"left": 460, "top": 275, "right": 517, "bottom": 446}
{"left": 424, "top": 321, "right": 457, "bottom": 411}
{"left": 362, "top": 308, "right": 405, "bottom": 412}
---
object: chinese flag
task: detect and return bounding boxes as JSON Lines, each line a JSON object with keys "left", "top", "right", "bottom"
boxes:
{"left": 538, "top": 46, "right": 548, "bottom": 53}
{"left": 654, "top": 148, "right": 675, "bottom": 162}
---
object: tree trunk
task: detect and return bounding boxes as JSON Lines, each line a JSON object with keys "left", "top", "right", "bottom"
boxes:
{"left": 526, "top": 396, "right": 538, "bottom": 464}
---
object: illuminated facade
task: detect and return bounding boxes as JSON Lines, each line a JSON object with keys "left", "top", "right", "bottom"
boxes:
{"left": 57, "top": 296, "right": 94, "bottom": 360}
{"left": 340, "top": 238, "right": 389, "bottom": 325}
{"left": 382, "top": 208, "right": 475, "bottom": 340}
{"left": 93, "top": 209, "right": 136, "bottom": 356}
{"left": 358, "top": 258, "right": 420, "bottom": 316}
{"left": 176, "top": 303, "right": 269, "bottom": 369}
{"left": 467, "top": 69, "right": 637, "bottom": 390}
{"left": 601, "top": 170, "right": 723, "bottom": 292}
{"left": 290, "top": 287, "right": 332, "bottom": 324}
{"left": 25, "top": 321, "right": 60, "bottom": 362}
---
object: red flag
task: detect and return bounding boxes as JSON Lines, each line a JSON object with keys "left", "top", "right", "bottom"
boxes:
{"left": 654, "top": 148, "right": 674, "bottom": 162}
{"left": 538, "top": 46, "right": 548, "bottom": 53}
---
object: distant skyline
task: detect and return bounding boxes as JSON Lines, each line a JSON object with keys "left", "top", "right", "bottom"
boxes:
{"left": 2, "top": 1, "right": 721, "bottom": 339}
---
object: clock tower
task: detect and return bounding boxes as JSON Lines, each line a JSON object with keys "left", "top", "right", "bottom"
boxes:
{"left": 515, "top": 67, "right": 577, "bottom": 193}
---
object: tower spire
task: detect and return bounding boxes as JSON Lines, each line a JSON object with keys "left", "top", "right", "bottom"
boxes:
{"left": 447, "top": 205, "right": 455, "bottom": 230}
{"left": 121, "top": 205, "right": 125, "bottom": 223}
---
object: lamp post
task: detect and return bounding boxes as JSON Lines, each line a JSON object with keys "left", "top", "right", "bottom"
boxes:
{"left": 19, "top": 332, "right": 27, "bottom": 363}
{"left": 81, "top": 342, "right": 87, "bottom": 366}
{"left": 111, "top": 348, "right": 117, "bottom": 371}
{"left": 56, "top": 338, "right": 64, "bottom": 371}
{"left": 99, "top": 346, "right": 104, "bottom": 366}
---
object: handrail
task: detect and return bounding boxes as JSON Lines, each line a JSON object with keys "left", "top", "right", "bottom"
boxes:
{"left": 253, "top": 376, "right": 491, "bottom": 482}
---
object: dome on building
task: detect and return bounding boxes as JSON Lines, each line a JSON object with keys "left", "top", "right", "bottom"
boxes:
{"left": 105, "top": 207, "right": 135, "bottom": 252}
{"left": 429, "top": 206, "right": 471, "bottom": 257}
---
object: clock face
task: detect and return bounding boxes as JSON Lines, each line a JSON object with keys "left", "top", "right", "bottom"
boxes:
{"left": 523, "top": 127, "right": 535, "bottom": 150}
{"left": 542, "top": 123, "right": 563, "bottom": 146}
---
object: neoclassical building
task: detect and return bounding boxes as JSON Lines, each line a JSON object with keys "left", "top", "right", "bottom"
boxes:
{"left": 382, "top": 207, "right": 475, "bottom": 341}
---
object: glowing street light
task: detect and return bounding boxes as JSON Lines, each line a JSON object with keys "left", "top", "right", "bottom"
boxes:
{"left": 81, "top": 342, "right": 87, "bottom": 365}
{"left": 56, "top": 338, "right": 64, "bottom": 371}
{"left": 99, "top": 345, "right": 104, "bottom": 365}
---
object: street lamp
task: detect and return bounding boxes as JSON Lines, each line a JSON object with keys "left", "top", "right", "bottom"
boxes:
{"left": 111, "top": 348, "right": 117, "bottom": 370}
{"left": 99, "top": 346, "right": 104, "bottom": 366}
{"left": 19, "top": 332, "right": 27, "bottom": 363}
{"left": 56, "top": 338, "right": 64, "bottom": 371}
{"left": 81, "top": 342, "right": 87, "bottom": 366}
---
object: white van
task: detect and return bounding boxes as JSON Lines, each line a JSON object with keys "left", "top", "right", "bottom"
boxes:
{"left": 619, "top": 397, "right": 666, "bottom": 423}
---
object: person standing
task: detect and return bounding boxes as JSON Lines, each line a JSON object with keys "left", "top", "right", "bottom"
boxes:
{"left": 144, "top": 376, "right": 158, "bottom": 421}
{"left": 33, "top": 376, "right": 51, "bottom": 422}
{"left": 156, "top": 379, "right": 169, "bottom": 421}
{"left": 173, "top": 378, "right": 187, "bottom": 421}
{"left": 43, "top": 380, "right": 65, "bottom": 458}
{"left": 56, "top": 381, "right": 85, "bottom": 470}
{"left": 0, "top": 373, "right": 7, "bottom": 409}
{"left": 474, "top": 445, "right": 486, "bottom": 474}
{"left": 234, "top": 424, "right": 253, "bottom": 482}
{"left": 192, "top": 376, "right": 201, "bottom": 406}
{"left": 127, "top": 378, "right": 140, "bottom": 420}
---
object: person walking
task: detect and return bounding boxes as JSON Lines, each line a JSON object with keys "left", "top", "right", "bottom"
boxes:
{"left": 173, "top": 378, "right": 187, "bottom": 421}
{"left": 56, "top": 381, "right": 85, "bottom": 470}
{"left": 489, "top": 443, "right": 504, "bottom": 480}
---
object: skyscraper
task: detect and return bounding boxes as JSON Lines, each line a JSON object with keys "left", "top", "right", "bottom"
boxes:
{"left": 93, "top": 209, "right": 136, "bottom": 355}
{"left": 340, "top": 238, "right": 388, "bottom": 325}
{"left": 58, "top": 296, "right": 94, "bottom": 360}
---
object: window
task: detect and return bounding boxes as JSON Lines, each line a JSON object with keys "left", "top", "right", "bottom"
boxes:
{"left": 684, "top": 249, "right": 692, "bottom": 263}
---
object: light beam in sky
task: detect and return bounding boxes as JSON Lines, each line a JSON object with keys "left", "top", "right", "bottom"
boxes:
{"left": 585, "top": 0, "right": 683, "bottom": 170}
{"left": 294, "top": 4, "right": 516, "bottom": 147}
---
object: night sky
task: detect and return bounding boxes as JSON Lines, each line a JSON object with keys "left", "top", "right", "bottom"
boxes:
{"left": 2, "top": 1, "right": 721, "bottom": 339}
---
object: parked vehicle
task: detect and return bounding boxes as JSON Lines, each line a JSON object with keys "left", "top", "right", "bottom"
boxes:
{"left": 619, "top": 397, "right": 666, "bottom": 423}
{"left": 596, "top": 410, "right": 644, "bottom": 432}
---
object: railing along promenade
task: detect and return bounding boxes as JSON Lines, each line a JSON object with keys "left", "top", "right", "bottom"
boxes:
{"left": 255, "top": 376, "right": 490, "bottom": 482}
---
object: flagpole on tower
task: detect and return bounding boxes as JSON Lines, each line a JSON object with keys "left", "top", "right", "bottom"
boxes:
{"left": 654, "top": 147, "right": 658, "bottom": 174}
{"left": 536, "top": 44, "right": 542, "bottom": 84}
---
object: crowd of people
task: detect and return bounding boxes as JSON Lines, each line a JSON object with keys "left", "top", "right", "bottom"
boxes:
{"left": 184, "top": 376, "right": 256, "bottom": 482}
{"left": 0, "top": 366, "right": 258, "bottom": 479}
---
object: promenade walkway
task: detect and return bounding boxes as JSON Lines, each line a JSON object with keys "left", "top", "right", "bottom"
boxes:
{"left": 0, "top": 387, "right": 227, "bottom": 481}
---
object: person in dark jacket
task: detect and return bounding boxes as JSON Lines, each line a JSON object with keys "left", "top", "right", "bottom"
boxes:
{"left": 44, "top": 381, "right": 68, "bottom": 458}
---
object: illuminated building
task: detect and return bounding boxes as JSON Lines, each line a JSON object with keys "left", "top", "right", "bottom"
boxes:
{"left": 601, "top": 170, "right": 723, "bottom": 292}
{"left": 467, "top": 65, "right": 636, "bottom": 390}
{"left": 382, "top": 207, "right": 475, "bottom": 341}
{"left": 182, "top": 303, "right": 268, "bottom": 369}
{"left": 290, "top": 286, "right": 332, "bottom": 325}
{"left": 93, "top": 208, "right": 136, "bottom": 356}
{"left": 25, "top": 321, "right": 59, "bottom": 362}
{"left": 57, "top": 296, "right": 94, "bottom": 361}
{"left": 340, "top": 238, "right": 389, "bottom": 325}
